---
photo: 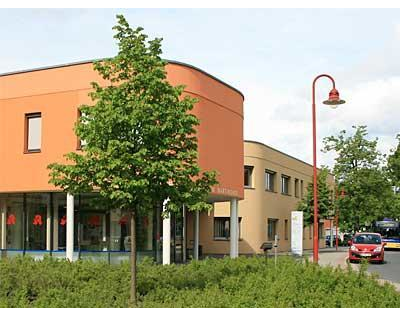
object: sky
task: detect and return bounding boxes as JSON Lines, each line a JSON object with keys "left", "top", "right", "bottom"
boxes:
{"left": 1, "top": 8, "right": 400, "bottom": 168}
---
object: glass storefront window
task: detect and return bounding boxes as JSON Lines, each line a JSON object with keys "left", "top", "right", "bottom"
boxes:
{"left": 110, "top": 209, "right": 129, "bottom": 251}
{"left": 79, "top": 194, "right": 109, "bottom": 251}
{"left": 0, "top": 192, "right": 160, "bottom": 263}
{"left": 6, "top": 194, "right": 24, "bottom": 250}
{"left": 26, "top": 194, "right": 48, "bottom": 250}
{"left": 0, "top": 200, "right": 3, "bottom": 249}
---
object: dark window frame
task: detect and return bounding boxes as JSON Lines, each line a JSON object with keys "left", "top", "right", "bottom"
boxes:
{"left": 267, "top": 218, "right": 278, "bottom": 241}
{"left": 294, "top": 178, "right": 299, "bottom": 198}
{"left": 244, "top": 166, "right": 254, "bottom": 188}
{"left": 281, "top": 174, "right": 290, "bottom": 195}
{"left": 284, "top": 219, "right": 289, "bottom": 240}
{"left": 24, "top": 112, "right": 42, "bottom": 154}
{"left": 265, "top": 169, "right": 276, "bottom": 192}
{"left": 213, "top": 217, "right": 242, "bottom": 240}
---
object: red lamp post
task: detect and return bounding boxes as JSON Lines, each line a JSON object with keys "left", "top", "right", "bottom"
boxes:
{"left": 312, "top": 74, "right": 345, "bottom": 263}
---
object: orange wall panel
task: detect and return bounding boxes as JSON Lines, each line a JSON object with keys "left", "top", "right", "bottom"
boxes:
{"left": 0, "top": 61, "right": 244, "bottom": 200}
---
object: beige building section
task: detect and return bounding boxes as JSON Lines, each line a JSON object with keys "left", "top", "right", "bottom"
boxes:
{"left": 198, "top": 140, "right": 334, "bottom": 255}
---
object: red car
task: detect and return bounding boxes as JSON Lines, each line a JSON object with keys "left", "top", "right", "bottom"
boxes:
{"left": 348, "top": 233, "right": 385, "bottom": 264}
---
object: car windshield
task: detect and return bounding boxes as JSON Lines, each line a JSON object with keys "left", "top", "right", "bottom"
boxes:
{"left": 353, "top": 234, "right": 381, "bottom": 244}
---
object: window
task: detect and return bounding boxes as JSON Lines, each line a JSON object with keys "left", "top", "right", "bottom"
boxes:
{"left": 281, "top": 175, "right": 290, "bottom": 195}
{"left": 244, "top": 166, "right": 254, "bottom": 188}
{"left": 294, "top": 179, "right": 299, "bottom": 198}
{"left": 265, "top": 170, "right": 275, "bottom": 191}
{"left": 267, "top": 218, "right": 278, "bottom": 241}
{"left": 318, "top": 223, "right": 324, "bottom": 240}
{"left": 300, "top": 180, "right": 304, "bottom": 198}
{"left": 214, "top": 217, "right": 242, "bottom": 240}
{"left": 25, "top": 113, "right": 41, "bottom": 153}
{"left": 6, "top": 194, "right": 24, "bottom": 249}
{"left": 284, "top": 219, "right": 289, "bottom": 240}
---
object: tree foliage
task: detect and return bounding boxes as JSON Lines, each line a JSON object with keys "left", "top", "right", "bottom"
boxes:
{"left": 48, "top": 14, "right": 217, "bottom": 216}
{"left": 387, "top": 134, "right": 400, "bottom": 189}
{"left": 296, "top": 167, "right": 334, "bottom": 226}
{"left": 323, "top": 126, "right": 396, "bottom": 231}
{"left": 47, "top": 14, "right": 218, "bottom": 304}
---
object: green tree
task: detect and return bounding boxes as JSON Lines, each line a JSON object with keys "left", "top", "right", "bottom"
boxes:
{"left": 323, "top": 126, "right": 395, "bottom": 231}
{"left": 387, "top": 134, "right": 400, "bottom": 189}
{"left": 386, "top": 134, "right": 400, "bottom": 219}
{"left": 48, "top": 15, "right": 217, "bottom": 306}
{"left": 296, "top": 167, "right": 334, "bottom": 226}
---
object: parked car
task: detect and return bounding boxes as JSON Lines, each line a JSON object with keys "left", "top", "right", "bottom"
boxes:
{"left": 325, "top": 235, "right": 338, "bottom": 246}
{"left": 348, "top": 232, "right": 385, "bottom": 264}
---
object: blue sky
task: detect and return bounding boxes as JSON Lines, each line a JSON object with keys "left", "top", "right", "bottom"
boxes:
{"left": 1, "top": 8, "right": 400, "bottom": 167}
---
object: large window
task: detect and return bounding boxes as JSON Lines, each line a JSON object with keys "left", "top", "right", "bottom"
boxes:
{"left": 244, "top": 166, "right": 254, "bottom": 188}
{"left": 265, "top": 170, "right": 275, "bottom": 191}
{"left": 281, "top": 175, "right": 290, "bottom": 195}
{"left": 26, "top": 194, "right": 48, "bottom": 250}
{"left": 0, "top": 193, "right": 158, "bottom": 260}
{"left": 6, "top": 194, "right": 24, "bottom": 249}
{"left": 214, "top": 217, "right": 242, "bottom": 240}
{"left": 25, "top": 113, "right": 42, "bottom": 153}
{"left": 267, "top": 218, "right": 278, "bottom": 241}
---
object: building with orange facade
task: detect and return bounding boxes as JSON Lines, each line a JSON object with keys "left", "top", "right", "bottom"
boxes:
{"left": 0, "top": 59, "right": 244, "bottom": 263}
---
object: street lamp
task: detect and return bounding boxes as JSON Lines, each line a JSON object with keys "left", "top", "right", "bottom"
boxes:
{"left": 312, "top": 74, "right": 345, "bottom": 263}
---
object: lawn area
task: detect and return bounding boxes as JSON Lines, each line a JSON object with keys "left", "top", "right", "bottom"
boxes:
{"left": 0, "top": 255, "right": 399, "bottom": 307}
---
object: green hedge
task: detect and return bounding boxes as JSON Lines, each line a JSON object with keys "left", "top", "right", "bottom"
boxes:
{"left": 0, "top": 255, "right": 399, "bottom": 307}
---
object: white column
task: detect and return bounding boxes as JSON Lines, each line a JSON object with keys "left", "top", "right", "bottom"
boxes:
{"left": 1, "top": 200, "right": 6, "bottom": 249}
{"left": 162, "top": 199, "right": 170, "bottom": 265}
{"left": 193, "top": 211, "right": 199, "bottom": 260}
{"left": 66, "top": 193, "right": 74, "bottom": 261}
{"left": 230, "top": 198, "right": 239, "bottom": 258}
{"left": 46, "top": 195, "right": 51, "bottom": 251}
{"left": 53, "top": 200, "right": 59, "bottom": 251}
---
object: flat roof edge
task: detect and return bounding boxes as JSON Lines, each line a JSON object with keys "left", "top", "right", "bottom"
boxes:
{"left": 244, "top": 139, "right": 334, "bottom": 176}
{"left": 0, "top": 57, "right": 244, "bottom": 100}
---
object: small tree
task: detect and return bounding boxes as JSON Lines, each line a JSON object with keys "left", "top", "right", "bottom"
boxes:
{"left": 48, "top": 15, "right": 217, "bottom": 306}
{"left": 296, "top": 167, "right": 334, "bottom": 226}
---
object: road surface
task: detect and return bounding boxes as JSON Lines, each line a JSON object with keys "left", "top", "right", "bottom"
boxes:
{"left": 367, "top": 250, "right": 400, "bottom": 284}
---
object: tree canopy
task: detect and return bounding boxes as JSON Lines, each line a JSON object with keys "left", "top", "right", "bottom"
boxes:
{"left": 323, "top": 126, "right": 396, "bottom": 231}
{"left": 47, "top": 15, "right": 218, "bottom": 305}
{"left": 48, "top": 15, "right": 217, "bottom": 215}
{"left": 296, "top": 167, "right": 334, "bottom": 226}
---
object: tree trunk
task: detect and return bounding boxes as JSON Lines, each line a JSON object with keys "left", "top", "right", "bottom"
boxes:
{"left": 130, "top": 210, "right": 137, "bottom": 307}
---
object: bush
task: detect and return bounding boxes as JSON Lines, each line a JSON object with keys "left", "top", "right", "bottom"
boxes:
{"left": 0, "top": 255, "right": 399, "bottom": 307}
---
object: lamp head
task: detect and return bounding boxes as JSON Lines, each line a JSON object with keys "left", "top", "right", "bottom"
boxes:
{"left": 322, "top": 88, "right": 345, "bottom": 109}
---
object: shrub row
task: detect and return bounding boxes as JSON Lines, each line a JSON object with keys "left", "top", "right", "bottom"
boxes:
{"left": 0, "top": 255, "right": 399, "bottom": 307}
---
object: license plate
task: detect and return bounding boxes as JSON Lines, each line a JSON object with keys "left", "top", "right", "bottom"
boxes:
{"left": 360, "top": 253, "right": 371, "bottom": 257}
